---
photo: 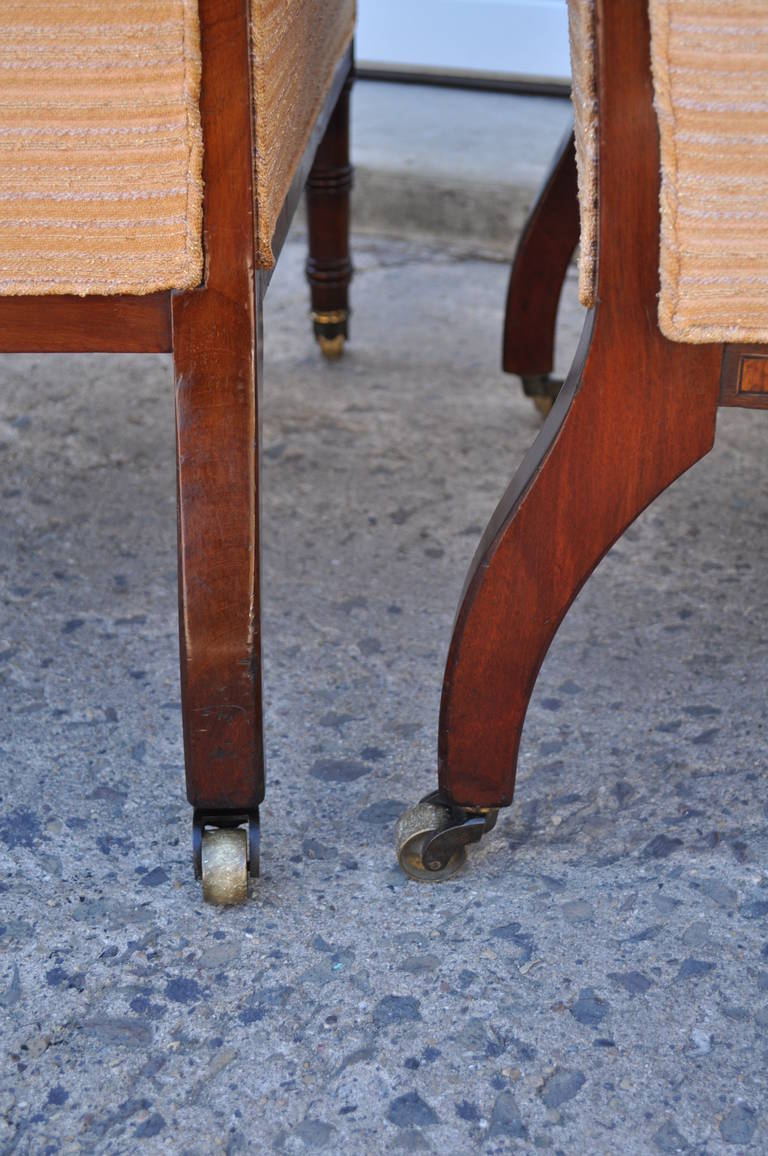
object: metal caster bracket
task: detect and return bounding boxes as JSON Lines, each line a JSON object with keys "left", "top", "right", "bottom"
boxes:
{"left": 395, "top": 791, "right": 499, "bottom": 882}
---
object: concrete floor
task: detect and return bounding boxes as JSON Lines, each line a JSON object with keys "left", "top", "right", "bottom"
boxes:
{"left": 2, "top": 88, "right": 768, "bottom": 1156}
{"left": 349, "top": 82, "right": 572, "bottom": 248}
{"left": 352, "top": 81, "right": 571, "bottom": 187}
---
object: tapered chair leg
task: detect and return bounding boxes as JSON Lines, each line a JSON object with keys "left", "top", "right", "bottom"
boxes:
{"left": 306, "top": 77, "right": 353, "bottom": 359}
{"left": 172, "top": 0, "right": 263, "bottom": 903}
{"left": 396, "top": 0, "right": 724, "bottom": 880}
{"left": 502, "top": 124, "right": 580, "bottom": 415}
{"left": 173, "top": 285, "right": 265, "bottom": 904}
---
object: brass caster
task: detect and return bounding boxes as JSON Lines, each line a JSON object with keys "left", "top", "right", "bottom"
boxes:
{"left": 395, "top": 802, "right": 467, "bottom": 882}
{"left": 521, "top": 373, "right": 562, "bottom": 416}
{"left": 201, "top": 828, "right": 248, "bottom": 905}
{"left": 395, "top": 794, "right": 500, "bottom": 882}
{"left": 312, "top": 309, "right": 348, "bottom": 360}
{"left": 318, "top": 333, "right": 345, "bottom": 360}
{"left": 193, "top": 810, "right": 259, "bottom": 905}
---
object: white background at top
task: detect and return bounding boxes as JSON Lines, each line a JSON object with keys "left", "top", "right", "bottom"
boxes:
{"left": 356, "top": 0, "right": 571, "bottom": 83}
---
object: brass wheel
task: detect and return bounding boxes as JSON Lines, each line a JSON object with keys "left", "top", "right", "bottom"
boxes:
{"left": 521, "top": 373, "right": 561, "bottom": 416}
{"left": 312, "top": 309, "right": 348, "bottom": 360}
{"left": 318, "top": 333, "right": 345, "bottom": 360}
{"left": 201, "top": 828, "right": 248, "bottom": 904}
{"left": 394, "top": 802, "right": 467, "bottom": 882}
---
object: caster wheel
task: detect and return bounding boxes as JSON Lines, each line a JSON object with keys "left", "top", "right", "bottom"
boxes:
{"left": 201, "top": 828, "right": 248, "bottom": 905}
{"left": 312, "top": 310, "right": 348, "bottom": 360}
{"left": 394, "top": 802, "right": 467, "bottom": 882}
{"left": 520, "top": 373, "right": 562, "bottom": 417}
{"left": 318, "top": 333, "right": 345, "bottom": 360}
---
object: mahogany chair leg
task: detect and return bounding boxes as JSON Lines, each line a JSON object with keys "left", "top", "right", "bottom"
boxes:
{"left": 305, "top": 77, "right": 353, "bottom": 359}
{"left": 173, "top": 285, "right": 265, "bottom": 903}
{"left": 502, "top": 123, "right": 580, "bottom": 415}
{"left": 171, "top": 0, "right": 263, "bottom": 904}
{"left": 395, "top": 0, "right": 724, "bottom": 880}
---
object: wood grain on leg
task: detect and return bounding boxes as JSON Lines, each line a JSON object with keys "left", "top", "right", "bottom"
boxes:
{"left": 502, "top": 125, "right": 579, "bottom": 381}
{"left": 172, "top": 0, "right": 264, "bottom": 814}
{"left": 438, "top": 0, "right": 722, "bottom": 809}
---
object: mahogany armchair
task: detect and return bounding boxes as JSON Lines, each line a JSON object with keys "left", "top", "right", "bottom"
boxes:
{"left": 396, "top": 0, "right": 768, "bottom": 877}
{"left": 0, "top": 1, "right": 354, "bottom": 902}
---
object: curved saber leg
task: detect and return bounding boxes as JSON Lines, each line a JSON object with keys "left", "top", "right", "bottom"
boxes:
{"left": 502, "top": 123, "right": 579, "bottom": 414}
{"left": 397, "top": 0, "right": 723, "bottom": 879}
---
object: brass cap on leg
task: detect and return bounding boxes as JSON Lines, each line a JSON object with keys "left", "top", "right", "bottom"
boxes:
{"left": 311, "top": 310, "right": 348, "bottom": 360}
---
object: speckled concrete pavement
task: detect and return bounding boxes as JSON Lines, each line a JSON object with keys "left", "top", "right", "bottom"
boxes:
{"left": 1, "top": 231, "right": 768, "bottom": 1155}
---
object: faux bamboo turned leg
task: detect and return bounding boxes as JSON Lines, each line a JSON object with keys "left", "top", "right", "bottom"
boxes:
{"left": 502, "top": 124, "right": 579, "bottom": 414}
{"left": 306, "top": 78, "right": 353, "bottom": 358}
{"left": 172, "top": 0, "right": 263, "bottom": 899}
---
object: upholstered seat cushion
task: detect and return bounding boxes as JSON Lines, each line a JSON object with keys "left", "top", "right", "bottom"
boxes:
{"left": 567, "top": 0, "right": 598, "bottom": 313}
{"left": 251, "top": 0, "right": 355, "bottom": 267}
{"left": 0, "top": 0, "right": 354, "bottom": 296}
{"left": 568, "top": 0, "right": 768, "bottom": 344}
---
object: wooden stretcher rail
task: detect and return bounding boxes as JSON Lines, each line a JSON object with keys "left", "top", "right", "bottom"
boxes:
{"left": 0, "top": 293, "right": 172, "bottom": 354}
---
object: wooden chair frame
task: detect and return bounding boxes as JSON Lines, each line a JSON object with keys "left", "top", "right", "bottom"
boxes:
{"left": 396, "top": 0, "right": 767, "bottom": 879}
{"left": 502, "top": 120, "right": 579, "bottom": 414}
{"left": 0, "top": 0, "right": 354, "bottom": 899}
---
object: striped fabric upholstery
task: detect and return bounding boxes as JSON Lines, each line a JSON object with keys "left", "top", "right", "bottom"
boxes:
{"left": 0, "top": 1, "right": 204, "bottom": 296}
{"left": 567, "top": 0, "right": 598, "bottom": 311}
{"left": 651, "top": 0, "right": 768, "bottom": 343}
{"left": 252, "top": 0, "right": 355, "bottom": 267}
{"left": 0, "top": 0, "right": 355, "bottom": 297}
{"left": 568, "top": 0, "right": 768, "bottom": 344}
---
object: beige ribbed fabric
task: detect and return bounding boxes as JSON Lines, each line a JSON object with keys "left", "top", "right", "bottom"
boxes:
{"left": 567, "top": 0, "right": 598, "bottom": 309}
{"left": 0, "top": 1, "right": 356, "bottom": 295}
{"left": 251, "top": 0, "right": 355, "bottom": 267}
{"left": 650, "top": 0, "right": 768, "bottom": 343}
{"left": 0, "top": 1, "right": 204, "bottom": 297}
{"left": 568, "top": 0, "right": 768, "bottom": 342}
